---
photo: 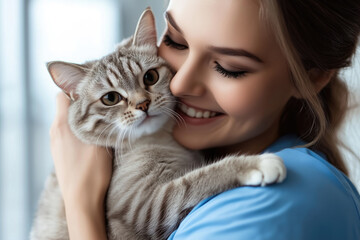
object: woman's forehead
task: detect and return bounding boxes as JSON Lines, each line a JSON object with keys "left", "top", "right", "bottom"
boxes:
{"left": 166, "top": 0, "right": 282, "bottom": 62}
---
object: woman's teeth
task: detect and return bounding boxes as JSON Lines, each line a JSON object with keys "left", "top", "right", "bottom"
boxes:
{"left": 179, "top": 103, "right": 218, "bottom": 119}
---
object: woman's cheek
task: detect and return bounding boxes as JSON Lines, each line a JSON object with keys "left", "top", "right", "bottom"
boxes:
{"left": 214, "top": 79, "right": 265, "bottom": 117}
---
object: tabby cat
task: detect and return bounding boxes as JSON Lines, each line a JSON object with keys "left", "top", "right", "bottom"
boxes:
{"left": 30, "top": 9, "right": 286, "bottom": 240}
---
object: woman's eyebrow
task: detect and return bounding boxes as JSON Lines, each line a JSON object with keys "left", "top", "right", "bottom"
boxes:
{"left": 164, "top": 11, "right": 183, "bottom": 34}
{"left": 164, "top": 11, "right": 262, "bottom": 63}
{"left": 209, "top": 46, "right": 264, "bottom": 63}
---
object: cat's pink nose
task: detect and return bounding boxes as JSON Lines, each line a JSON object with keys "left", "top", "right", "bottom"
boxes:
{"left": 136, "top": 99, "right": 151, "bottom": 112}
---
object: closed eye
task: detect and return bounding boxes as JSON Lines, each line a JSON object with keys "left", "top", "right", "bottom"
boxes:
{"left": 163, "top": 34, "right": 188, "bottom": 50}
{"left": 214, "top": 62, "right": 248, "bottom": 79}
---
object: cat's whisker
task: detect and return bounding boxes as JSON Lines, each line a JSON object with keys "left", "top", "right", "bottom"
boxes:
{"left": 159, "top": 102, "right": 178, "bottom": 108}
{"left": 95, "top": 119, "right": 117, "bottom": 148}
{"left": 106, "top": 119, "right": 122, "bottom": 149}
{"left": 160, "top": 106, "right": 186, "bottom": 126}
{"left": 161, "top": 97, "right": 179, "bottom": 103}
{"left": 162, "top": 110, "right": 184, "bottom": 127}
{"left": 119, "top": 126, "right": 130, "bottom": 158}
{"left": 105, "top": 123, "right": 118, "bottom": 150}
{"left": 161, "top": 97, "right": 183, "bottom": 106}
{"left": 126, "top": 124, "right": 133, "bottom": 151}
{"left": 160, "top": 107, "right": 179, "bottom": 122}
{"left": 115, "top": 128, "right": 127, "bottom": 165}
{"left": 108, "top": 121, "right": 122, "bottom": 157}
{"left": 160, "top": 98, "right": 182, "bottom": 108}
{"left": 115, "top": 133, "right": 124, "bottom": 162}
{"left": 128, "top": 125, "right": 135, "bottom": 151}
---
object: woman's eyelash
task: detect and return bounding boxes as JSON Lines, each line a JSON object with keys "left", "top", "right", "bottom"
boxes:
{"left": 163, "top": 35, "right": 188, "bottom": 50}
{"left": 163, "top": 36, "right": 246, "bottom": 79}
{"left": 214, "top": 62, "right": 247, "bottom": 79}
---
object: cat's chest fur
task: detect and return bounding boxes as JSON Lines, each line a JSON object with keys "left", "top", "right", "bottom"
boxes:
{"left": 111, "top": 128, "right": 202, "bottom": 189}
{"left": 105, "top": 128, "right": 203, "bottom": 239}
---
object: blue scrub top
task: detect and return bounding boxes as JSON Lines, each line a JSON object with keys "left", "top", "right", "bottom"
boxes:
{"left": 168, "top": 135, "right": 360, "bottom": 240}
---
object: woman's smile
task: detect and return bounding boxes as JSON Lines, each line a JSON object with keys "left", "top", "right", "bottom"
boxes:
{"left": 176, "top": 101, "right": 225, "bottom": 126}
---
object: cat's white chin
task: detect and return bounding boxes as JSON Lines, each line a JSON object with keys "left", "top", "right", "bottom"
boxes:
{"left": 131, "top": 115, "right": 169, "bottom": 140}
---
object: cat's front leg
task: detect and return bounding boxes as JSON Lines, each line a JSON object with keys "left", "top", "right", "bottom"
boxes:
{"left": 175, "top": 153, "right": 286, "bottom": 201}
{"left": 152, "top": 153, "right": 286, "bottom": 239}
{"left": 236, "top": 153, "right": 286, "bottom": 186}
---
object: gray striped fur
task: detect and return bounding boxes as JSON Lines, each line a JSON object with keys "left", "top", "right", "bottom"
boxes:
{"left": 31, "top": 9, "right": 286, "bottom": 240}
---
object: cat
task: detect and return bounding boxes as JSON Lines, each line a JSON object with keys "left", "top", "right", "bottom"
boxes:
{"left": 30, "top": 8, "right": 286, "bottom": 240}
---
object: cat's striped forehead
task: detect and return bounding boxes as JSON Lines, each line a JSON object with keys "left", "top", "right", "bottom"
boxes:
{"left": 92, "top": 49, "right": 165, "bottom": 91}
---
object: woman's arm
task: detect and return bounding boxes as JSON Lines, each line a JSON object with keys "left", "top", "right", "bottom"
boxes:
{"left": 50, "top": 92, "right": 112, "bottom": 240}
{"left": 65, "top": 198, "right": 107, "bottom": 240}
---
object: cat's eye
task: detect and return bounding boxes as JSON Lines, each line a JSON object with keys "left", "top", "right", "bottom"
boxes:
{"left": 101, "top": 91, "right": 122, "bottom": 106}
{"left": 143, "top": 69, "right": 159, "bottom": 86}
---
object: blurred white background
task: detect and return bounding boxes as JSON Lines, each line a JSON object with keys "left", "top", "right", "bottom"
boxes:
{"left": 0, "top": 0, "right": 358, "bottom": 239}
{"left": 0, "top": 0, "right": 166, "bottom": 239}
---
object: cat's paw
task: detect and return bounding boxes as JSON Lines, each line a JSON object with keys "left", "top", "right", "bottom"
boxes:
{"left": 244, "top": 154, "right": 286, "bottom": 187}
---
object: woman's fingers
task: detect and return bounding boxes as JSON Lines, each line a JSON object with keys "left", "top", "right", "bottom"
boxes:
{"left": 55, "top": 92, "right": 70, "bottom": 122}
{"left": 49, "top": 91, "right": 113, "bottom": 203}
{"left": 50, "top": 92, "right": 71, "bottom": 137}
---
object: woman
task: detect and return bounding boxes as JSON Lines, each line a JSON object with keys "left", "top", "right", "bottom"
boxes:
{"left": 50, "top": 0, "right": 360, "bottom": 239}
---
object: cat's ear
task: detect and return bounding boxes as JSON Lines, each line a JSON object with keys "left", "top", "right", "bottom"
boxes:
{"left": 132, "top": 7, "right": 157, "bottom": 48}
{"left": 47, "top": 61, "right": 87, "bottom": 101}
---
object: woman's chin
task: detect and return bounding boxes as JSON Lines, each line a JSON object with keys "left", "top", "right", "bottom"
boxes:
{"left": 172, "top": 126, "right": 209, "bottom": 150}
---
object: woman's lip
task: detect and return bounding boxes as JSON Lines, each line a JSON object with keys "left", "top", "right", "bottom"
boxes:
{"left": 178, "top": 100, "right": 222, "bottom": 114}
{"left": 176, "top": 107, "right": 225, "bottom": 126}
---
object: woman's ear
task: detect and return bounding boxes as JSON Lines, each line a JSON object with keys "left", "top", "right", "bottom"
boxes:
{"left": 308, "top": 68, "right": 335, "bottom": 93}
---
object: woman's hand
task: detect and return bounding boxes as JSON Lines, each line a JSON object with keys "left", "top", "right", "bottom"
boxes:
{"left": 50, "top": 92, "right": 112, "bottom": 240}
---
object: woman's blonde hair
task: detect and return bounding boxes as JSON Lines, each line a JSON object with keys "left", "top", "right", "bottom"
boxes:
{"left": 259, "top": 0, "right": 360, "bottom": 175}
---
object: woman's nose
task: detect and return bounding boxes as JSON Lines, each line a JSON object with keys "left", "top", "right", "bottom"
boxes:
{"left": 170, "top": 53, "right": 206, "bottom": 98}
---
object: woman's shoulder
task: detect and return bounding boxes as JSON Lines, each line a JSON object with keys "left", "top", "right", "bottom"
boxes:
{"left": 277, "top": 147, "right": 360, "bottom": 209}
{"left": 168, "top": 146, "right": 360, "bottom": 240}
